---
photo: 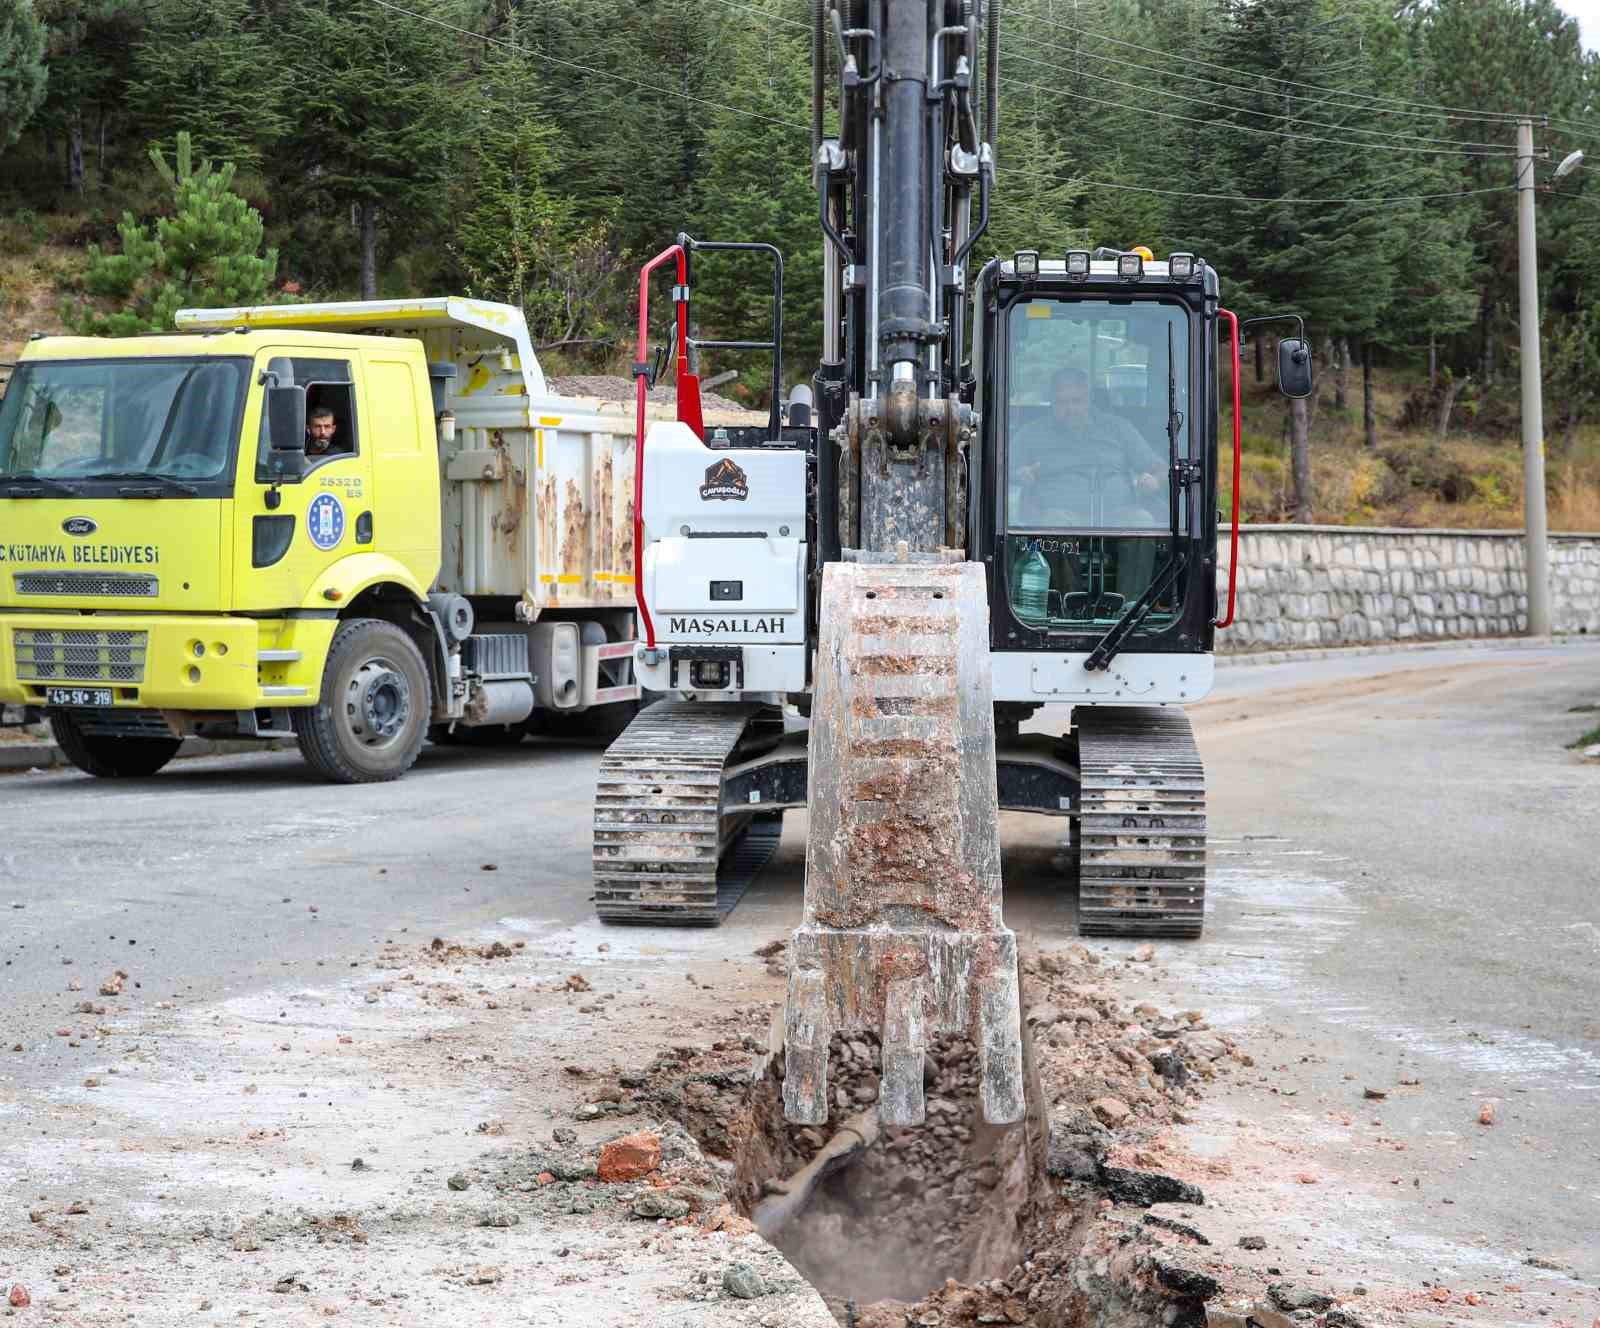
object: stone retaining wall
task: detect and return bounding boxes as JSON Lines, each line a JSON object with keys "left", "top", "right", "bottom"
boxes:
{"left": 1216, "top": 525, "right": 1600, "bottom": 650}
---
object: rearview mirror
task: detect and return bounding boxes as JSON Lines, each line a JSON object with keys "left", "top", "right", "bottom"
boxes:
{"left": 266, "top": 384, "right": 307, "bottom": 452}
{"left": 1277, "top": 338, "right": 1314, "bottom": 399}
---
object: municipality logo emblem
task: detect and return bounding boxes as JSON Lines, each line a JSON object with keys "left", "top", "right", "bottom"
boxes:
{"left": 308, "top": 493, "right": 345, "bottom": 550}
{"left": 699, "top": 457, "right": 749, "bottom": 502}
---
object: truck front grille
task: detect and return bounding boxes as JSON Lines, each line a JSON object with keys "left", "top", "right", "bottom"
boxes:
{"left": 14, "top": 629, "right": 148, "bottom": 684}
{"left": 14, "top": 571, "right": 159, "bottom": 597}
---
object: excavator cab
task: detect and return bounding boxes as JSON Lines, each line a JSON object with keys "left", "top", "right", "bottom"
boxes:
{"left": 977, "top": 253, "right": 1222, "bottom": 663}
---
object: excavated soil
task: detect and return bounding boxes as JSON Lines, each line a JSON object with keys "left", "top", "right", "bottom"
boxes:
{"left": 614, "top": 943, "right": 1267, "bottom": 1328}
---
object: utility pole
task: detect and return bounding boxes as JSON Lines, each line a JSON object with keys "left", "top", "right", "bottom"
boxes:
{"left": 1516, "top": 117, "right": 1551, "bottom": 637}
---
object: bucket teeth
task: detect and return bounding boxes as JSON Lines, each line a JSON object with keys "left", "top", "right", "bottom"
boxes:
{"left": 877, "top": 977, "right": 928, "bottom": 1126}
{"left": 977, "top": 961, "right": 1025, "bottom": 1125}
{"left": 782, "top": 966, "right": 831, "bottom": 1126}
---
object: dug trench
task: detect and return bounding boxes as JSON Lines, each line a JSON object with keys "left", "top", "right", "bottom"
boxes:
{"left": 626, "top": 943, "right": 1280, "bottom": 1328}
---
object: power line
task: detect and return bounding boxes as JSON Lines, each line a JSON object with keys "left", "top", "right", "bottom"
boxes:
{"left": 1001, "top": 40, "right": 1514, "bottom": 151}
{"left": 703, "top": 0, "right": 809, "bottom": 30}
{"left": 1000, "top": 71, "right": 1517, "bottom": 158}
{"left": 1027, "top": 15, "right": 1600, "bottom": 134}
{"left": 363, "top": 0, "right": 810, "bottom": 134}
{"left": 1002, "top": 166, "right": 1519, "bottom": 208}
{"left": 1003, "top": 28, "right": 1515, "bottom": 149}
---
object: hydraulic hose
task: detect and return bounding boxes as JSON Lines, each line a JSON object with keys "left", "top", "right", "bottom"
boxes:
{"left": 984, "top": 0, "right": 1000, "bottom": 159}
{"left": 813, "top": 0, "right": 826, "bottom": 159}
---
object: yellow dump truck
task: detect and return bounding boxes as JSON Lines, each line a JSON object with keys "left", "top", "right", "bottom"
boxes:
{"left": 0, "top": 297, "right": 696, "bottom": 782}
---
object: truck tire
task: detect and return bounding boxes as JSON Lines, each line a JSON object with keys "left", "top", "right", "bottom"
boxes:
{"left": 49, "top": 711, "right": 182, "bottom": 778}
{"left": 294, "top": 618, "right": 430, "bottom": 783}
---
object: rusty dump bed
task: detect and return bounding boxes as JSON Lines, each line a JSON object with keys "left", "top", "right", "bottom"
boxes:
{"left": 1074, "top": 706, "right": 1207, "bottom": 938}
{"left": 783, "top": 561, "right": 1025, "bottom": 1129}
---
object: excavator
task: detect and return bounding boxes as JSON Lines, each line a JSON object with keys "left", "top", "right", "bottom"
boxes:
{"left": 592, "top": 0, "right": 1312, "bottom": 1127}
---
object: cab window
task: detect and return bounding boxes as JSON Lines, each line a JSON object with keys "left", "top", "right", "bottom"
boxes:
{"left": 256, "top": 356, "right": 358, "bottom": 480}
{"left": 1003, "top": 298, "right": 1189, "bottom": 632}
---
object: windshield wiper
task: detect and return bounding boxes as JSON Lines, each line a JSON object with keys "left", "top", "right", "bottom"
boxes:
{"left": 85, "top": 471, "right": 200, "bottom": 496}
{"left": 1, "top": 472, "right": 78, "bottom": 496}
{"left": 1083, "top": 552, "right": 1187, "bottom": 673}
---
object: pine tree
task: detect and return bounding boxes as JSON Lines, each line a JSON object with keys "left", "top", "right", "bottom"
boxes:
{"left": 0, "top": 0, "right": 47, "bottom": 151}
{"left": 689, "top": 8, "right": 821, "bottom": 388}
{"left": 65, "top": 131, "right": 279, "bottom": 335}
{"left": 34, "top": 0, "right": 140, "bottom": 192}
{"left": 128, "top": 0, "right": 289, "bottom": 173}
{"left": 275, "top": 0, "right": 467, "bottom": 298}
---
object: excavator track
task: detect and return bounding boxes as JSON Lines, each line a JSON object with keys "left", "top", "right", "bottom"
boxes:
{"left": 784, "top": 561, "right": 1024, "bottom": 1128}
{"left": 1074, "top": 706, "right": 1207, "bottom": 938}
{"left": 593, "top": 701, "right": 781, "bottom": 925}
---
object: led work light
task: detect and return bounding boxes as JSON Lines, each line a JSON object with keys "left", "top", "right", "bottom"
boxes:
{"left": 1014, "top": 250, "right": 1040, "bottom": 278}
{"left": 1065, "top": 250, "right": 1091, "bottom": 280}
{"left": 1168, "top": 253, "right": 1196, "bottom": 281}
{"left": 1116, "top": 252, "right": 1143, "bottom": 281}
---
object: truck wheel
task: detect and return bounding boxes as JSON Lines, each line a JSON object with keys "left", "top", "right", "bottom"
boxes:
{"left": 294, "top": 618, "right": 429, "bottom": 783}
{"left": 49, "top": 711, "right": 182, "bottom": 778}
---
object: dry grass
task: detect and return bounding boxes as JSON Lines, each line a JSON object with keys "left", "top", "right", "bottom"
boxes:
{"left": 1220, "top": 369, "right": 1600, "bottom": 532}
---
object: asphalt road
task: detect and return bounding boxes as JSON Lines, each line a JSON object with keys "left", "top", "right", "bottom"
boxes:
{"left": 2, "top": 638, "right": 1597, "bottom": 1305}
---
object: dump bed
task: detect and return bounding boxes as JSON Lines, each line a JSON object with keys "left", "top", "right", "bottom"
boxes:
{"left": 176, "top": 297, "right": 760, "bottom": 615}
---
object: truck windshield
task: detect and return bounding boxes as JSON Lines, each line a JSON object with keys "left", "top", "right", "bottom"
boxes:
{"left": 0, "top": 357, "right": 248, "bottom": 489}
{"left": 1003, "top": 297, "right": 1190, "bottom": 632}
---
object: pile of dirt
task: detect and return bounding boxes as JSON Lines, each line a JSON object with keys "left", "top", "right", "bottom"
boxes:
{"left": 614, "top": 943, "right": 1259, "bottom": 1328}
{"left": 547, "top": 373, "right": 757, "bottom": 416}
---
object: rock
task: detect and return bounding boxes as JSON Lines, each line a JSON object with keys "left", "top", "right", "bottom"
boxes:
{"left": 231, "top": 1230, "right": 262, "bottom": 1252}
{"left": 573, "top": 1103, "right": 603, "bottom": 1121}
{"left": 1091, "top": 1096, "right": 1132, "bottom": 1128}
{"left": 552, "top": 1127, "right": 577, "bottom": 1145}
{"left": 447, "top": 1173, "right": 470, "bottom": 1191}
{"left": 1143, "top": 1213, "right": 1210, "bottom": 1245}
{"left": 1478, "top": 1102, "right": 1496, "bottom": 1125}
{"left": 1524, "top": 1255, "right": 1564, "bottom": 1270}
{"left": 722, "top": 1263, "right": 766, "bottom": 1299}
{"left": 1267, "top": 1283, "right": 1334, "bottom": 1312}
{"left": 1237, "top": 1235, "right": 1267, "bottom": 1250}
{"left": 1149, "top": 1050, "right": 1189, "bottom": 1088}
{"left": 1362, "top": 1086, "right": 1387, "bottom": 1100}
{"left": 466, "top": 1266, "right": 502, "bottom": 1286}
{"left": 1325, "top": 1310, "right": 1370, "bottom": 1328}
{"left": 631, "top": 1192, "right": 689, "bottom": 1220}
{"left": 1240, "top": 1307, "right": 1295, "bottom": 1328}
{"left": 1131, "top": 944, "right": 1156, "bottom": 962}
{"left": 477, "top": 1206, "right": 520, "bottom": 1227}
{"left": 271, "top": 1272, "right": 308, "bottom": 1294}
{"left": 1152, "top": 1253, "right": 1219, "bottom": 1298}
{"left": 597, "top": 1130, "right": 661, "bottom": 1183}
{"left": 8, "top": 1284, "right": 31, "bottom": 1308}
{"left": 1045, "top": 1110, "right": 1107, "bottom": 1182}
{"left": 1099, "top": 1166, "right": 1205, "bottom": 1207}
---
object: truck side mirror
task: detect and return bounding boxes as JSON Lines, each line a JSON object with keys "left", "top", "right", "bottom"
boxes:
{"left": 267, "top": 385, "right": 307, "bottom": 452}
{"left": 265, "top": 385, "right": 307, "bottom": 482}
{"left": 1277, "top": 338, "right": 1314, "bottom": 399}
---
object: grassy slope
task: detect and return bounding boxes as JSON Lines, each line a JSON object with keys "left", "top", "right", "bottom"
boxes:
{"left": 1222, "top": 372, "right": 1600, "bottom": 532}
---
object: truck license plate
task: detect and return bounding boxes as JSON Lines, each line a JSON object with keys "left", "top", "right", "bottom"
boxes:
{"left": 45, "top": 687, "right": 113, "bottom": 708}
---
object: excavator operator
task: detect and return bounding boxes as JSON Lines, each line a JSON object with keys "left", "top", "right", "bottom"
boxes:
{"left": 1011, "top": 367, "right": 1165, "bottom": 529}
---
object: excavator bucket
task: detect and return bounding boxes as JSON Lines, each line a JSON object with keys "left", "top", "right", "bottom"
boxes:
{"left": 783, "top": 560, "right": 1025, "bottom": 1128}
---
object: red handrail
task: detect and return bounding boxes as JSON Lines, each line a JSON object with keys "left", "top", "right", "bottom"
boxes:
{"left": 1214, "top": 308, "right": 1242, "bottom": 628}
{"left": 633, "top": 243, "right": 699, "bottom": 650}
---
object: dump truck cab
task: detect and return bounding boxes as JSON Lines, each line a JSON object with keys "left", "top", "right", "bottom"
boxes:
{"left": 0, "top": 298, "right": 643, "bottom": 781}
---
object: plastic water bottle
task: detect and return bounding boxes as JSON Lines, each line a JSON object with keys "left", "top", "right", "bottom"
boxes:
{"left": 1013, "top": 540, "right": 1051, "bottom": 621}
